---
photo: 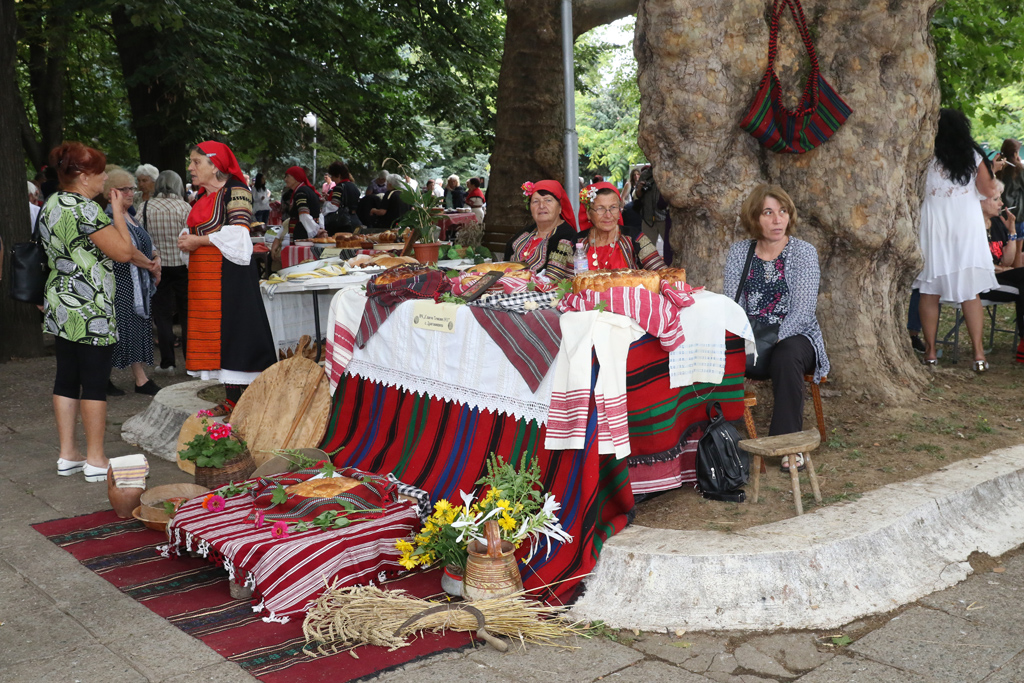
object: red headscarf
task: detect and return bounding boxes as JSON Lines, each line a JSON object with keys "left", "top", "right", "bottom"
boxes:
{"left": 528, "top": 180, "right": 577, "bottom": 230}
{"left": 577, "top": 182, "right": 624, "bottom": 231}
{"left": 286, "top": 166, "right": 315, "bottom": 191}
{"left": 195, "top": 141, "right": 247, "bottom": 187}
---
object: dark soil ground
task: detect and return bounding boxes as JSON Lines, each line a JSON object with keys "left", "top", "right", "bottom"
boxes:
{"left": 635, "top": 305, "right": 1024, "bottom": 531}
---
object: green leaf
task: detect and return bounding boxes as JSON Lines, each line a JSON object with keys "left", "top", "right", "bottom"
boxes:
{"left": 332, "top": 517, "right": 351, "bottom": 528}
{"left": 270, "top": 484, "right": 288, "bottom": 505}
{"left": 831, "top": 635, "right": 852, "bottom": 647}
{"left": 594, "top": 301, "right": 608, "bottom": 312}
{"left": 445, "top": 269, "right": 459, "bottom": 278}
{"left": 478, "top": 246, "right": 492, "bottom": 259}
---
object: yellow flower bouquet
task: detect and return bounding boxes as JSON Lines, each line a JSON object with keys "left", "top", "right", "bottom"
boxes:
{"left": 396, "top": 453, "right": 572, "bottom": 573}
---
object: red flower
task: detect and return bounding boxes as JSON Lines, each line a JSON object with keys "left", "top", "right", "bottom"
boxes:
{"left": 271, "top": 521, "right": 290, "bottom": 539}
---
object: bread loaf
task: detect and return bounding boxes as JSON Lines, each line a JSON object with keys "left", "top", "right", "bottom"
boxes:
{"left": 377, "top": 230, "right": 398, "bottom": 243}
{"left": 466, "top": 262, "right": 526, "bottom": 275}
{"left": 371, "top": 255, "right": 419, "bottom": 269}
{"left": 659, "top": 267, "right": 687, "bottom": 287}
{"left": 572, "top": 269, "right": 661, "bottom": 294}
{"left": 373, "top": 263, "right": 433, "bottom": 284}
{"left": 311, "top": 237, "right": 335, "bottom": 244}
{"left": 336, "top": 237, "right": 371, "bottom": 249}
{"left": 285, "top": 477, "right": 361, "bottom": 498}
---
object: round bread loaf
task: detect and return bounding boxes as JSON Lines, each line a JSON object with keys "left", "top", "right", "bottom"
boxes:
{"left": 572, "top": 269, "right": 661, "bottom": 294}
{"left": 373, "top": 263, "right": 434, "bottom": 285}
{"left": 377, "top": 230, "right": 398, "bottom": 243}
{"left": 371, "top": 255, "right": 419, "bottom": 268}
{"left": 659, "top": 267, "right": 687, "bottom": 286}
{"left": 466, "top": 262, "right": 526, "bottom": 275}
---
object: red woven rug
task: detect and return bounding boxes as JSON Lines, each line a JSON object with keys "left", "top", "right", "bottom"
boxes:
{"left": 31, "top": 510, "right": 472, "bottom": 682}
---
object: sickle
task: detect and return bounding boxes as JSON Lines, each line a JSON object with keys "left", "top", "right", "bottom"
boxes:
{"left": 394, "top": 603, "right": 509, "bottom": 652}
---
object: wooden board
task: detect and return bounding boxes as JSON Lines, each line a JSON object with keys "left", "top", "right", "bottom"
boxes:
{"left": 174, "top": 414, "right": 205, "bottom": 475}
{"left": 229, "top": 356, "right": 332, "bottom": 467}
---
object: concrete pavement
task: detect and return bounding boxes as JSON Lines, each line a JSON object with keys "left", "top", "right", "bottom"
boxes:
{"left": 1, "top": 354, "right": 1023, "bottom": 682}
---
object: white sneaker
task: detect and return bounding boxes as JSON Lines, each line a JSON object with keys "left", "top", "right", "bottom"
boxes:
{"left": 57, "top": 458, "right": 86, "bottom": 476}
{"left": 154, "top": 366, "right": 176, "bottom": 375}
{"left": 83, "top": 463, "right": 108, "bottom": 483}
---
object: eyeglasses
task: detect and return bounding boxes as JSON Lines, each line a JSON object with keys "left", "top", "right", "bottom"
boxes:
{"left": 590, "top": 206, "right": 620, "bottom": 216}
{"left": 116, "top": 186, "right": 137, "bottom": 193}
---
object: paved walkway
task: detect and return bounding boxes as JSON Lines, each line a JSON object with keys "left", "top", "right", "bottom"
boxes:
{"left": 1, "top": 355, "right": 1022, "bottom": 682}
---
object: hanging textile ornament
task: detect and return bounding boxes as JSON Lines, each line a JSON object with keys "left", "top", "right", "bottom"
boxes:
{"left": 739, "top": 0, "right": 852, "bottom": 154}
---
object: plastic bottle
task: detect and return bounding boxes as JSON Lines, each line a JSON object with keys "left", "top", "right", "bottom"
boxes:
{"left": 574, "top": 242, "right": 590, "bottom": 272}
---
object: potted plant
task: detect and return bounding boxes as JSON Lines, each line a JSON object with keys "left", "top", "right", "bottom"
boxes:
{"left": 178, "top": 411, "right": 256, "bottom": 489}
{"left": 381, "top": 159, "right": 444, "bottom": 264}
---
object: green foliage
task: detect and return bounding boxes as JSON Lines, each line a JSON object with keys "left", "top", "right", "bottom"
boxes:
{"left": 970, "top": 84, "right": 1024, "bottom": 148}
{"left": 932, "top": 2, "right": 1024, "bottom": 116}
{"left": 270, "top": 483, "right": 289, "bottom": 506}
{"left": 177, "top": 423, "right": 246, "bottom": 469}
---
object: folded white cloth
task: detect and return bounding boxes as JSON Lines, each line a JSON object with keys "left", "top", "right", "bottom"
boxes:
{"left": 593, "top": 313, "right": 645, "bottom": 458}
{"left": 325, "top": 286, "right": 369, "bottom": 394}
{"left": 669, "top": 290, "right": 755, "bottom": 387}
{"left": 109, "top": 453, "right": 148, "bottom": 489}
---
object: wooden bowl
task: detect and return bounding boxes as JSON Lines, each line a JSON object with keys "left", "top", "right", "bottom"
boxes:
{"left": 132, "top": 505, "right": 171, "bottom": 533}
{"left": 141, "top": 483, "right": 209, "bottom": 509}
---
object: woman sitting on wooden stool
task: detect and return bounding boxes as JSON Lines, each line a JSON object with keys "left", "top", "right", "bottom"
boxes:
{"left": 723, "top": 184, "right": 830, "bottom": 472}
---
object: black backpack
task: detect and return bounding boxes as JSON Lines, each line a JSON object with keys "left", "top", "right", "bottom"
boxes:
{"left": 696, "top": 402, "right": 749, "bottom": 502}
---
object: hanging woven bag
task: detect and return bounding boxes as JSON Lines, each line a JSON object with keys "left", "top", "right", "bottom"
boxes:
{"left": 739, "top": 0, "right": 852, "bottom": 154}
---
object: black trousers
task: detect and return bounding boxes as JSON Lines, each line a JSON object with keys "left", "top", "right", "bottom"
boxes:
{"left": 993, "top": 268, "right": 1024, "bottom": 335}
{"left": 761, "top": 334, "right": 817, "bottom": 436}
{"left": 152, "top": 265, "right": 188, "bottom": 368}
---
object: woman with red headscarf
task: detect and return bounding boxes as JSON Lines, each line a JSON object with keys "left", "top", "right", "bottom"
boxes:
{"left": 504, "top": 180, "right": 577, "bottom": 279}
{"left": 178, "top": 142, "right": 276, "bottom": 414}
{"left": 574, "top": 182, "right": 667, "bottom": 271}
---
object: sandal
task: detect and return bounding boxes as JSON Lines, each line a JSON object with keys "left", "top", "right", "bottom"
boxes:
{"left": 922, "top": 358, "right": 938, "bottom": 369}
{"left": 780, "top": 453, "right": 806, "bottom": 473}
{"left": 973, "top": 360, "right": 989, "bottom": 373}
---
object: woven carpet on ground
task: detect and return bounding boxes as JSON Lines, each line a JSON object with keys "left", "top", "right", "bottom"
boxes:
{"left": 319, "top": 333, "right": 745, "bottom": 604}
{"left": 31, "top": 511, "right": 472, "bottom": 683}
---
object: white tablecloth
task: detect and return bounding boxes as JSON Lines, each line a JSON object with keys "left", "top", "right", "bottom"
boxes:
{"left": 261, "top": 274, "right": 373, "bottom": 353}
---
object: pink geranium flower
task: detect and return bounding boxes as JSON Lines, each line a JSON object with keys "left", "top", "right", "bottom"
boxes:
{"left": 271, "top": 521, "right": 290, "bottom": 539}
{"left": 205, "top": 494, "right": 226, "bottom": 513}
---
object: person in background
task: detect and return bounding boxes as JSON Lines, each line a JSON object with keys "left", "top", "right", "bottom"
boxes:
{"left": 146, "top": 170, "right": 191, "bottom": 373}
{"left": 357, "top": 184, "right": 380, "bottom": 228}
{"left": 622, "top": 168, "right": 641, "bottom": 205}
{"left": 253, "top": 173, "right": 271, "bottom": 224}
{"left": 41, "top": 142, "right": 135, "bottom": 482}
{"left": 431, "top": 178, "right": 444, "bottom": 199}
{"left": 28, "top": 181, "right": 41, "bottom": 228}
{"left": 403, "top": 174, "right": 419, "bottom": 192}
{"left": 723, "top": 184, "right": 829, "bottom": 470}
{"left": 444, "top": 175, "right": 465, "bottom": 209}
{"left": 321, "top": 172, "right": 336, "bottom": 198}
{"left": 915, "top": 108, "right": 1001, "bottom": 372}
{"left": 591, "top": 174, "right": 604, "bottom": 184}
{"left": 369, "top": 173, "right": 412, "bottom": 231}
{"left": 465, "top": 177, "right": 486, "bottom": 223}
{"left": 369, "top": 170, "right": 388, "bottom": 196}
{"left": 178, "top": 141, "right": 276, "bottom": 415}
{"left": 323, "top": 161, "right": 362, "bottom": 234}
{"left": 423, "top": 178, "right": 437, "bottom": 201}
{"left": 135, "top": 164, "right": 159, "bottom": 205}
{"left": 982, "top": 183, "right": 1024, "bottom": 362}
{"left": 104, "top": 169, "right": 161, "bottom": 396}
{"left": 997, "top": 139, "right": 1024, "bottom": 267}
{"left": 270, "top": 166, "right": 324, "bottom": 260}
{"left": 40, "top": 165, "right": 59, "bottom": 200}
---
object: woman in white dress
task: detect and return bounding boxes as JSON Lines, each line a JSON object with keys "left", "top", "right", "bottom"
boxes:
{"left": 915, "top": 109, "right": 1004, "bottom": 371}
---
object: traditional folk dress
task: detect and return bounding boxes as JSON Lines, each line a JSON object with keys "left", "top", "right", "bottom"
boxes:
{"left": 504, "top": 180, "right": 577, "bottom": 279}
{"left": 185, "top": 145, "right": 276, "bottom": 385}
{"left": 574, "top": 183, "right": 667, "bottom": 273}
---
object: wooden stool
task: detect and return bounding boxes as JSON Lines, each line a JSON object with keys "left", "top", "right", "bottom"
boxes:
{"left": 738, "top": 428, "right": 821, "bottom": 516}
{"left": 741, "top": 375, "right": 828, "bottom": 443}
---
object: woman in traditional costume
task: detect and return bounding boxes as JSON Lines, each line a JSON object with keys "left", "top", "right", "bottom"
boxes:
{"left": 178, "top": 141, "right": 276, "bottom": 414}
{"left": 504, "top": 180, "right": 576, "bottom": 276}
{"left": 573, "top": 182, "right": 666, "bottom": 271}
{"left": 465, "top": 177, "right": 486, "bottom": 223}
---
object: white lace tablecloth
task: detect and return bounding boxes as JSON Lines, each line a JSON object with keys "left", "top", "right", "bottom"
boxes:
{"left": 343, "top": 295, "right": 555, "bottom": 424}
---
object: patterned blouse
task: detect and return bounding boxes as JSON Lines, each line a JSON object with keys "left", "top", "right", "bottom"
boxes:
{"left": 40, "top": 191, "right": 117, "bottom": 346}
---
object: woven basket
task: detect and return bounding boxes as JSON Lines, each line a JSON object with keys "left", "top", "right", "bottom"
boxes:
{"left": 194, "top": 447, "right": 257, "bottom": 490}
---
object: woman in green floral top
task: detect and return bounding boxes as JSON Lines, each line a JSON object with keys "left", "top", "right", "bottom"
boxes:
{"left": 41, "top": 142, "right": 134, "bottom": 483}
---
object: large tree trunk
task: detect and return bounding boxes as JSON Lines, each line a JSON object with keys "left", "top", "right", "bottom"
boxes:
{"left": 16, "top": 1, "right": 71, "bottom": 169}
{"left": 1, "top": 0, "right": 45, "bottom": 360}
{"left": 487, "top": 0, "right": 638, "bottom": 254}
{"left": 636, "top": 0, "right": 938, "bottom": 400}
{"left": 110, "top": 7, "right": 192, "bottom": 175}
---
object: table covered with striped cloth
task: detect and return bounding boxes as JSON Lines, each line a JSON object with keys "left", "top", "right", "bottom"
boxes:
{"left": 318, "top": 320, "right": 745, "bottom": 604}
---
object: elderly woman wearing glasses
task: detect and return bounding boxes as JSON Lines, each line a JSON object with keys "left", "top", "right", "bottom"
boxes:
{"left": 104, "top": 168, "right": 162, "bottom": 396}
{"left": 574, "top": 182, "right": 667, "bottom": 271}
{"left": 504, "top": 180, "right": 577, "bottom": 276}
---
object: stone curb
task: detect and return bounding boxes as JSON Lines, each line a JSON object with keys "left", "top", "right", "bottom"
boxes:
{"left": 121, "top": 380, "right": 219, "bottom": 462}
{"left": 568, "top": 446, "right": 1024, "bottom": 632}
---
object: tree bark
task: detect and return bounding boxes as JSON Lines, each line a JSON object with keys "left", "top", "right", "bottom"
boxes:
{"left": 635, "top": 0, "right": 938, "bottom": 400}
{"left": 16, "top": 1, "right": 71, "bottom": 169}
{"left": 110, "top": 7, "right": 192, "bottom": 175}
{"left": 486, "top": 0, "right": 638, "bottom": 254}
{"left": 1, "top": 0, "right": 45, "bottom": 360}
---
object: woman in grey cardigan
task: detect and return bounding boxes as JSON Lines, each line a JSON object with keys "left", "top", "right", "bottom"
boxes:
{"left": 723, "top": 185, "right": 830, "bottom": 470}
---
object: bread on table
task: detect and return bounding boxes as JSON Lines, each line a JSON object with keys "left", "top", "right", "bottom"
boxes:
{"left": 285, "top": 477, "right": 361, "bottom": 498}
{"left": 465, "top": 262, "right": 526, "bottom": 275}
{"left": 336, "top": 237, "right": 372, "bottom": 248}
{"left": 572, "top": 269, "right": 661, "bottom": 294}
{"left": 659, "top": 267, "right": 687, "bottom": 287}
{"left": 371, "top": 255, "right": 420, "bottom": 269}
{"left": 377, "top": 230, "right": 398, "bottom": 243}
{"left": 373, "top": 263, "right": 433, "bottom": 284}
{"left": 311, "top": 236, "right": 336, "bottom": 244}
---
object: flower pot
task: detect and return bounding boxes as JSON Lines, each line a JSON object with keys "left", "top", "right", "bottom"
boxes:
{"left": 463, "top": 520, "right": 523, "bottom": 601}
{"left": 194, "top": 449, "right": 256, "bottom": 490}
{"left": 107, "top": 466, "right": 145, "bottom": 519}
{"left": 440, "top": 564, "right": 464, "bottom": 598}
{"left": 412, "top": 242, "right": 442, "bottom": 265}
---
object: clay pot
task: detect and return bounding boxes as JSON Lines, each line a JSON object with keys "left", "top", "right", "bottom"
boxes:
{"left": 412, "top": 242, "right": 442, "bottom": 265}
{"left": 107, "top": 466, "right": 145, "bottom": 519}
{"left": 440, "top": 564, "right": 464, "bottom": 598}
{"left": 462, "top": 520, "right": 523, "bottom": 601}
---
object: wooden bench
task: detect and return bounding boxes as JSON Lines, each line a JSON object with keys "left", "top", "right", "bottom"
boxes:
{"left": 738, "top": 428, "right": 821, "bottom": 516}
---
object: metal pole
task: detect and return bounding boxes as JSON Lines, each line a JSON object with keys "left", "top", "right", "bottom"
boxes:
{"left": 561, "top": 0, "right": 579, "bottom": 217}
{"left": 312, "top": 120, "right": 318, "bottom": 184}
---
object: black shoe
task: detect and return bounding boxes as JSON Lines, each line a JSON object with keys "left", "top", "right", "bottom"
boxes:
{"left": 106, "top": 381, "right": 125, "bottom": 397}
{"left": 910, "top": 335, "right": 925, "bottom": 354}
{"left": 135, "top": 380, "right": 160, "bottom": 396}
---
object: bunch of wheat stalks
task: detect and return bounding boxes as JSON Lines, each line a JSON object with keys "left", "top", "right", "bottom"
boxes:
{"left": 302, "top": 583, "right": 586, "bottom": 656}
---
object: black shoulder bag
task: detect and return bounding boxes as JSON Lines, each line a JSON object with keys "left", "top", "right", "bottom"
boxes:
{"left": 696, "top": 402, "right": 749, "bottom": 502}
{"left": 735, "top": 240, "right": 779, "bottom": 379}
{"left": 9, "top": 206, "right": 49, "bottom": 305}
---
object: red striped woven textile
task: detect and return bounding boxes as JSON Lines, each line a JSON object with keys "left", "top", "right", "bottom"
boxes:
{"left": 167, "top": 488, "right": 420, "bottom": 620}
{"left": 32, "top": 511, "right": 470, "bottom": 682}
{"left": 558, "top": 286, "right": 687, "bottom": 352}
{"left": 319, "top": 333, "right": 746, "bottom": 603}
{"left": 355, "top": 267, "right": 450, "bottom": 347}
{"left": 469, "top": 307, "right": 562, "bottom": 391}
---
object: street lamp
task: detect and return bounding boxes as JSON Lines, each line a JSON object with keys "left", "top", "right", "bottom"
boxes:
{"left": 302, "top": 112, "right": 318, "bottom": 181}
